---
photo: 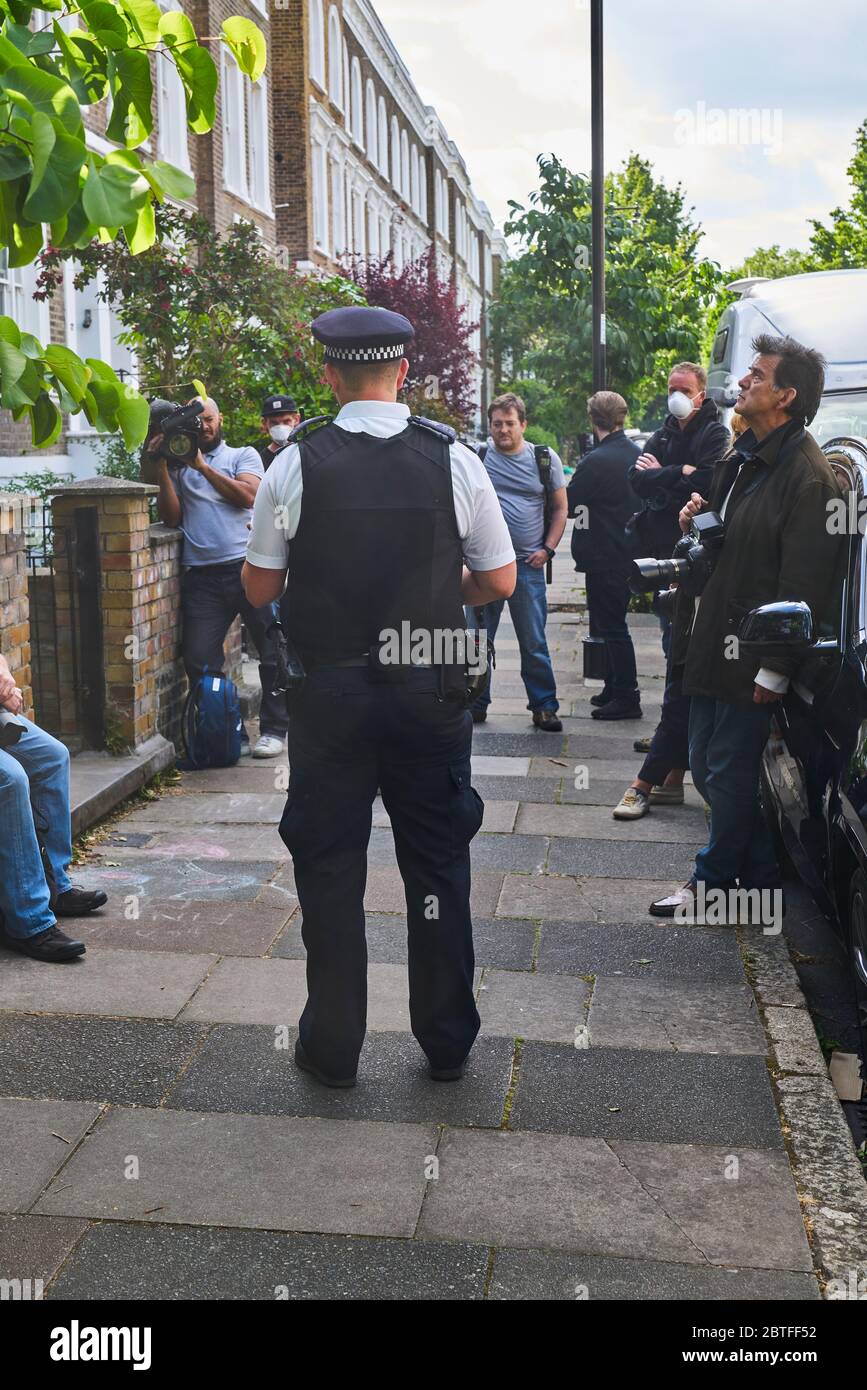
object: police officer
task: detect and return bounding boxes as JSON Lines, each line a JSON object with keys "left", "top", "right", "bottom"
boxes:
{"left": 254, "top": 394, "right": 302, "bottom": 470}
{"left": 243, "top": 307, "right": 516, "bottom": 1086}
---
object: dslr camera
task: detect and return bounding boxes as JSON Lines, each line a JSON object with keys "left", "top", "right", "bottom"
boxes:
{"left": 144, "top": 398, "right": 205, "bottom": 468}
{"left": 630, "top": 510, "right": 725, "bottom": 600}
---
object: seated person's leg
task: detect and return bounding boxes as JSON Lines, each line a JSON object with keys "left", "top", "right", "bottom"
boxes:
{"left": 0, "top": 745, "right": 56, "bottom": 939}
{"left": 9, "top": 720, "right": 74, "bottom": 900}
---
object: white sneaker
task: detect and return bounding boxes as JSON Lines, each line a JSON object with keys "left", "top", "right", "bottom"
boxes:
{"left": 252, "top": 734, "right": 286, "bottom": 759}
{"left": 612, "top": 787, "right": 650, "bottom": 820}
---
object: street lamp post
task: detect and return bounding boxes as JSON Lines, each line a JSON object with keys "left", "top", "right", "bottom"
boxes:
{"left": 590, "top": 0, "right": 605, "bottom": 391}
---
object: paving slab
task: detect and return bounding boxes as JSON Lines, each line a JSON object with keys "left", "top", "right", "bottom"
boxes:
{"left": 74, "top": 900, "right": 291, "bottom": 956}
{"left": 363, "top": 828, "right": 548, "bottom": 873}
{"left": 0, "top": 1015, "right": 207, "bottom": 1105}
{"left": 511, "top": 1045, "right": 784, "bottom": 1147}
{"left": 0, "top": 1214, "right": 89, "bottom": 1292}
{"left": 608, "top": 1141, "right": 813, "bottom": 1271}
{"left": 516, "top": 803, "right": 707, "bottom": 843}
{"left": 496, "top": 873, "right": 596, "bottom": 921}
{"left": 118, "top": 792, "right": 287, "bottom": 827}
{"left": 372, "top": 798, "right": 517, "bottom": 833}
{"left": 471, "top": 755, "right": 531, "bottom": 777}
{"left": 488, "top": 1248, "right": 819, "bottom": 1300}
{"left": 578, "top": 878, "right": 701, "bottom": 923}
{"left": 537, "top": 921, "right": 745, "bottom": 983}
{"left": 95, "top": 824, "right": 286, "bottom": 861}
{"left": 272, "top": 914, "right": 537, "bottom": 971}
{"left": 179, "top": 957, "right": 480, "bottom": 1031}
{"left": 478, "top": 970, "right": 590, "bottom": 1042}
{"left": 74, "top": 859, "right": 278, "bottom": 903}
{"left": 587, "top": 977, "right": 767, "bottom": 1054}
{"left": 417, "top": 1128, "right": 704, "bottom": 1262}
{"left": 0, "top": 1098, "right": 103, "bottom": 1213}
{"left": 564, "top": 736, "right": 658, "bottom": 760}
{"left": 548, "top": 837, "right": 698, "bottom": 880}
{"left": 0, "top": 947, "right": 216, "bottom": 1020}
{"left": 173, "top": 765, "right": 289, "bottom": 794}
{"left": 47, "top": 1222, "right": 490, "bottom": 1300}
{"left": 34, "top": 1108, "right": 436, "bottom": 1238}
{"left": 472, "top": 732, "right": 568, "bottom": 757}
{"left": 472, "top": 776, "right": 560, "bottom": 803}
{"left": 167, "top": 1026, "right": 513, "bottom": 1128}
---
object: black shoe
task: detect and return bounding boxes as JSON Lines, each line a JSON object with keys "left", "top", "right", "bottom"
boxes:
{"left": 293, "top": 1040, "right": 357, "bottom": 1088}
{"left": 634, "top": 736, "right": 652, "bottom": 753}
{"left": 53, "top": 887, "right": 108, "bottom": 917}
{"left": 590, "top": 690, "right": 613, "bottom": 707}
{"left": 0, "top": 924, "right": 85, "bottom": 961}
{"left": 532, "top": 710, "right": 563, "bottom": 733}
{"left": 429, "top": 1061, "right": 466, "bottom": 1081}
{"left": 471, "top": 708, "right": 487, "bottom": 724}
{"left": 591, "top": 699, "right": 642, "bottom": 721}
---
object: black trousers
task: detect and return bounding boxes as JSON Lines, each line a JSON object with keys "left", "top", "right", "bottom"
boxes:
{"left": 637, "top": 664, "right": 691, "bottom": 786}
{"left": 180, "top": 559, "right": 289, "bottom": 738}
{"left": 585, "top": 567, "right": 639, "bottom": 699}
{"left": 279, "top": 666, "right": 483, "bottom": 1077}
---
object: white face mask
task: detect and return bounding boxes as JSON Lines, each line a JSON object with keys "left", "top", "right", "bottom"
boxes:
{"left": 269, "top": 423, "right": 292, "bottom": 444}
{"left": 668, "top": 390, "right": 699, "bottom": 421}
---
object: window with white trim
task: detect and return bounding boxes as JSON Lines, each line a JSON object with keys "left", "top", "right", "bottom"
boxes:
{"left": 378, "top": 98, "right": 388, "bottom": 177}
{"left": 351, "top": 58, "right": 363, "bottom": 146}
{"left": 365, "top": 81, "right": 378, "bottom": 165}
{"left": 0, "top": 252, "right": 48, "bottom": 340}
{"left": 419, "top": 154, "right": 427, "bottom": 222}
{"left": 222, "top": 50, "right": 248, "bottom": 199}
{"left": 367, "top": 204, "right": 379, "bottom": 256}
{"left": 247, "top": 75, "right": 271, "bottom": 212}
{"left": 390, "top": 117, "right": 400, "bottom": 189}
{"left": 328, "top": 8, "right": 343, "bottom": 109}
{"left": 342, "top": 40, "right": 350, "bottom": 123}
{"left": 156, "top": 50, "right": 191, "bottom": 172}
{"left": 312, "top": 143, "right": 328, "bottom": 251}
{"left": 330, "top": 155, "right": 345, "bottom": 255}
{"left": 410, "top": 146, "right": 419, "bottom": 213}
{"left": 353, "top": 191, "right": 365, "bottom": 256}
{"left": 310, "top": 0, "right": 325, "bottom": 86}
{"left": 344, "top": 166, "right": 353, "bottom": 254}
{"left": 400, "top": 130, "right": 409, "bottom": 202}
{"left": 248, "top": 0, "right": 267, "bottom": 15}
{"left": 379, "top": 215, "right": 388, "bottom": 257}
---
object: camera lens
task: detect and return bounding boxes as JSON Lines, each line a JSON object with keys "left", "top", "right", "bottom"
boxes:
{"left": 167, "top": 435, "right": 189, "bottom": 457}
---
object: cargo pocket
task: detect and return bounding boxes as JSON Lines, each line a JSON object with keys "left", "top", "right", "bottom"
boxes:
{"left": 450, "top": 761, "right": 485, "bottom": 850}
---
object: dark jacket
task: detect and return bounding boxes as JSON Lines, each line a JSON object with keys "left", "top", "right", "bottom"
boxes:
{"left": 567, "top": 430, "right": 640, "bottom": 573}
{"left": 627, "top": 398, "right": 730, "bottom": 558}
{"left": 673, "top": 421, "right": 845, "bottom": 707}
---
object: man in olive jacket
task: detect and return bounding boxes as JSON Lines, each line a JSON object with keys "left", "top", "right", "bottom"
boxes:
{"left": 650, "top": 334, "right": 845, "bottom": 919}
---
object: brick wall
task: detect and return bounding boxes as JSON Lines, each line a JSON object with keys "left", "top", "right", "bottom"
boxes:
{"left": 0, "top": 530, "right": 32, "bottom": 717}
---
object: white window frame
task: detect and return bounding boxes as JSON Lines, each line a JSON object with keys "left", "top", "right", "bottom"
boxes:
{"left": 221, "top": 48, "right": 248, "bottom": 201}
{"left": 377, "top": 98, "right": 388, "bottom": 177}
{"left": 400, "top": 130, "right": 409, "bottom": 202}
{"left": 0, "top": 251, "right": 50, "bottom": 342}
{"left": 246, "top": 74, "right": 273, "bottom": 214}
{"left": 351, "top": 58, "right": 364, "bottom": 148}
{"left": 310, "top": 0, "right": 325, "bottom": 88}
{"left": 330, "top": 154, "right": 345, "bottom": 256}
{"left": 419, "top": 155, "right": 427, "bottom": 223}
{"left": 367, "top": 201, "right": 379, "bottom": 256}
{"left": 353, "top": 190, "right": 365, "bottom": 257}
{"left": 248, "top": 0, "right": 268, "bottom": 15}
{"left": 312, "top": 142, "right": 329, "bottom": 252}
{"left": 328, "top": 7, "right": 343, "bottom": 110}
{"left": 390, "top": 116, "right": 400, "bottom": 190}
{"left": 365, "top": 81, "right": 378, "bottom": 166}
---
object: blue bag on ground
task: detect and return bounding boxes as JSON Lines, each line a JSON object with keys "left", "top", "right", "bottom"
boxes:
{"left": 178, "top": 669, "right": 242, "bottom": 770}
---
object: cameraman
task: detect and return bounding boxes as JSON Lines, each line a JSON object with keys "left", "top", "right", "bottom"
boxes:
{"left": 650, "top": 335, "right": 845, "bottom": 919}
{"left": 0, "top": 653, "right": 106, "bottom": 962}
{"left": 149, "top": 396, "right": 289, "bottom": 758}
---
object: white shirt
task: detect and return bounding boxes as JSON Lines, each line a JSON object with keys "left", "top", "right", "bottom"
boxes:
{"left": 246, "top": 400, "right": 515, "bottom": 573}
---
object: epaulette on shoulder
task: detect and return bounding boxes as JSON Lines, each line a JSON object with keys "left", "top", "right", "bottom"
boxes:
{"left": 409, "top": 415, "right": 457, "bottom": 444}
{"left": 289, "top": 415, "right": 332, "bottom": 444}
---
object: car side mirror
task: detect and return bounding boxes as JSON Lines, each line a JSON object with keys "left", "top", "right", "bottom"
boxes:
{"left": 738, "top": 601, "right": 814, "bottom": 650}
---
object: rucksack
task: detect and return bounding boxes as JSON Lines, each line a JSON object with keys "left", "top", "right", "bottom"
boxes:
{"left": 179, "top": 668, "right": 242, "bottom": 770}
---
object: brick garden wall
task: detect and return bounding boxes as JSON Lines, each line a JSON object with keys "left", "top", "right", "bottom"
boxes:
{"left": 0, "top": 530, "right": 32, "bottom": 717}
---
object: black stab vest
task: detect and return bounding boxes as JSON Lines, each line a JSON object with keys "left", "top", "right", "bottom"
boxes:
{"left": 284, "top": 420, "right": 466, "bottom": 669}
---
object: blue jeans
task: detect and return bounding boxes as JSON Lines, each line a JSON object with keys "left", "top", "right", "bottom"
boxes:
{"left": 688, "top": 696, "right": 780, "bottom": 890}
{"left": 0, "top": 720, "right": 73, "bottom": 938}
{"left": 466, "top": 561, "right": 558, "bottom": 713}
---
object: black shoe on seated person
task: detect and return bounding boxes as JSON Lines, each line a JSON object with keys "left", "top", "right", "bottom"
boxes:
{"left": 53, "top": 887, "right": 108, "bottom": 916}
{"left": 591, "top": 698, "right": 642, "bottom": 721}
{"left": 0, "top": 924, "right": 85, "bottom": 961}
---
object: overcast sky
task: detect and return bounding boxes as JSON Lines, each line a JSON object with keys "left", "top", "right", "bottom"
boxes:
{"left": 374, "top": 0, "right": 864, "bottom": 270}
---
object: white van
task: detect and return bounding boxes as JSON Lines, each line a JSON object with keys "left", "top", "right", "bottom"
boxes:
{"left": 707, "top": 268, "right": 867, "bottom": 444}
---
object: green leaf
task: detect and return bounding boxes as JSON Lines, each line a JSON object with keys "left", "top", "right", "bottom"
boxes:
{"left": 52, "top": 22, "right": 109, "bottom": 104}
{"left": 44, "top": 343, "right": 91, "bottom": 400}
{"left": 191, "top": 378, "right": 207, "bottom": 400}
{"left": 143, "top": 157, "right": 194, "bottom": 204}
{"left": 159, "top": 14, "right": 216, "bottom": 132}
{"left": 122, "top": 193, "right": 154, "bottom": 253}
{"left": 117, "top": 0, "right": 161, "bottom": 44}
{"left": 0, "top": 59, "right": 81, "bottom": 136}
{"left": 0, "top": 144, "right": 31, "bottom": 180}
{"left": 79, "top": 0, "right": 130, "bottom": 50}
{"left": 0, "top": 337, "right": 27, "bottom": 396}
{"left": 23, "top": 111, "right": 84, "bottom": 221}
{"left": 0, "top": 314, "right": 22, "bottom": 348}
{"left": 3, "top": 22, "right": 57, "bottom": 57}
{"left": 31, "top": 390, "right": 62, "bottom": 447}
{"left": 115, "top": 385, "right": 149, "bottom": 447}
{"left": 82, "top": 153, "right": 148, "bottom": 229}
{"left": 19, "top": 331, "right": 43, "bottom": 358}
{"left": 220, "top": 17, "right": 266, "bottom": 82}
{"left": 6, "top": 215, "right": 44, "bottom": 267}
{"left": 105, "top": 47, "right": 153, "bottom": 145}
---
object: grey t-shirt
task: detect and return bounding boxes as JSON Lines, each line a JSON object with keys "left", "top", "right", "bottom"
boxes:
{"left": 480, "top": 441, "right": 566, "bottom": 560}
{"left": 173, "top": 440, "right": 263, "bottom": 567}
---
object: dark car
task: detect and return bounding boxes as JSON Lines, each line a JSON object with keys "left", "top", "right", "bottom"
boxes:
{"left": 745, "top": 436, "right": 867, "bottom": 1058}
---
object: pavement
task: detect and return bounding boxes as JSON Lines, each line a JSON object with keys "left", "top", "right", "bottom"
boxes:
{"left": 2, "top": 546, "right": 865, "bottom": 1301}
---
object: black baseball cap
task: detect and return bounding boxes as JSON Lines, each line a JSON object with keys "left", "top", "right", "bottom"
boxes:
{"left": 262, "top": 394, "right": 299, "bottom": 417}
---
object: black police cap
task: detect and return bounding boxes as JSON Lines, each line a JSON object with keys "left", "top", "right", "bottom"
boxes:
{"left": 262, "top": 394, "right": 299, "bottom": 417}
{"left": 311, "top": 306, "right": 415, "bottom": 363}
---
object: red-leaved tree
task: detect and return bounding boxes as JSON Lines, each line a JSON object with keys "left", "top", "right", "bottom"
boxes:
{"left": 348, "top": 248, "right": 479, "bottom": 427}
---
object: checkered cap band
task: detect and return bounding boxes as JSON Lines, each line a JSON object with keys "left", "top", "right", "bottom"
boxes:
{"left": 324, "top": 342, "right": 406, "bottom": 362}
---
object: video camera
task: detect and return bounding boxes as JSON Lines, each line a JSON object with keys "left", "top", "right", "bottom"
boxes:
{"left": 145, "top": 398, "right": 205, "bottom": 467}
{"left": 630, "top": 510, "right": 725, "bottom": 601}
